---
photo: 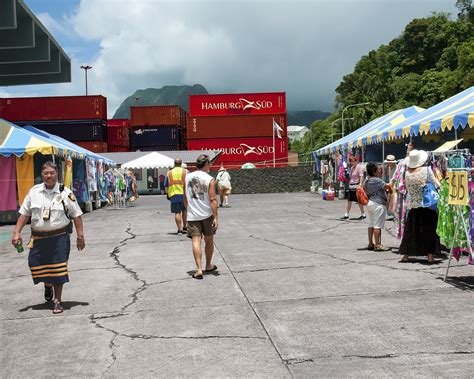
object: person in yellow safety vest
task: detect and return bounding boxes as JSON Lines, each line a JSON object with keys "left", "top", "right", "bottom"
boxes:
{"left": 164, "top": 158, "right": 188, "bottom": 235}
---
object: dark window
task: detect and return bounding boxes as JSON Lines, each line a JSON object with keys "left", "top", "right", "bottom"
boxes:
{"left": 134, "top": 169, "right": 142, "bottom": 181}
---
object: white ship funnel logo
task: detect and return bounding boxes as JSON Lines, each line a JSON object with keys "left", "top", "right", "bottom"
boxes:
{"left": 134, "top": 129, "right": 144, "bottom": 135}
{"left": 240, "top": 143, "right": 261, "bottom": 156}
{"left": 239, "top": 98, "right": 261, "bottom": 110}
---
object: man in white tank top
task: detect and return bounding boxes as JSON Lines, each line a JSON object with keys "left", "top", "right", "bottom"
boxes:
{"left": 184, "top": 154, "right": 219, "bottom": 279}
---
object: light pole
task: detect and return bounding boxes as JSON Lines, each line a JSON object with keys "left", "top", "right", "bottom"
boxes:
{"left": 341, "top": 102, "right": 370, "bottom": 138}
{"left": 331, "top": 117, "right": 354, "bottom": 143}
{"left": 80, "top": 65, "right": 92, "bottom": 95}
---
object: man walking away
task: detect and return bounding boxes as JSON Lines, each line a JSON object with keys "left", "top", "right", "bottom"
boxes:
{"left": 164, "top": 158, "right": 187, "bottom": 235}
{"left": 184, "top": 154, "right": 218, "bottom": 279}
{"left": 216, "top": 164, "right": 232, "bottom": 207}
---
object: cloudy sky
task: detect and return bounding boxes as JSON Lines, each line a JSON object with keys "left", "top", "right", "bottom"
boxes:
{"left": 1, "top": 0, "right": 456, "bottom": 116}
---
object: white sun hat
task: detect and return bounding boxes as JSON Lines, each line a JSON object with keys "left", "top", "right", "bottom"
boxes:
{"left": 407, "top": 149, "right": 428, "bottom": 168}
{"left": 384, "top": 154, "right": 396, "bottom": 163}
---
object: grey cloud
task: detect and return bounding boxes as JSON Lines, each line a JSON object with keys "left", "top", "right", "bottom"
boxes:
{"left": 3, "top": 0, "right": 457, "bottom": 115}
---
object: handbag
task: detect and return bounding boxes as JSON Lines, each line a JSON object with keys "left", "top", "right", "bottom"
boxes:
{"left": 356, "top": 186, "right": 369, "bottom": 205}
{"left": 422, "top": 168, "right": 439, "bottom": 210}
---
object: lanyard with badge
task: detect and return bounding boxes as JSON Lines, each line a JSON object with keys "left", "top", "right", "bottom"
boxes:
{"left": 41, "top": 191, "right": 62, "bottom": 221}
{"left": 42, "top": 192, "right": 53, "bottom": 220}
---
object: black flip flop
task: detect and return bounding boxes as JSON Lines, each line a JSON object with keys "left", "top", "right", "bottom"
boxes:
{"left": 44, "top": 285, "right": 53, "bottom": 302}
{"left": 204, "top": 265, "right": 218, "bottom": 273}
{"left": 192, "top": 273, "right": 203, "bottom": 279}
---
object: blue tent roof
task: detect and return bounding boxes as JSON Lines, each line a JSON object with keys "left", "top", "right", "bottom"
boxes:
{"left": 23, "top": 125, "right": 115, "bottom": 165}
{"left": 370, "top": 86, "right": 473, "bottom": 141}
{"left": 0, "top": 118, "right": 80, "bottom": 158}
{"left": 315, "top": 106, "right": 424, "bottom": 156}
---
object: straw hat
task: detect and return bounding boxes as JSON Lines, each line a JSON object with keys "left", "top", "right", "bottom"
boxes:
{"left": 384, "top": 154, "right": 396, "bottom": 163}
{"left": 407, "top": 149, "right": 428, "bottom": 168}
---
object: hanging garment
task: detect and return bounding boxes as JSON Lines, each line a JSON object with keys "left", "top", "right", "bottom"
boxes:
{"left": 470, "top": 182, "right": 474, "bottom": 246}
{"left": 391, "top": 160, "right": 407, "bottom": 239}
{"left": 63, "top": 156, "right": 73, "bottom": 188}
{"left": 436, "top": 179, "right": 470, "bottom": 258}
{"left": 0, "top": 156, "right": 18, "bottom": 211}
{"left": 86, "top": 158, "right": 98, "bottom": 192}
{"left": 448, "top": 155, "right": 465, "bottom": 169}
{"left": 15, "top": 154, "right": 34, "bottom": 205}
{"left": 73, "top": 159, "right": 89, "bottom": 202}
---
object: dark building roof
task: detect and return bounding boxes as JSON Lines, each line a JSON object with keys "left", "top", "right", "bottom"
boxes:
{"left": 0, "top": 0, "right": 71, "bottom": 86}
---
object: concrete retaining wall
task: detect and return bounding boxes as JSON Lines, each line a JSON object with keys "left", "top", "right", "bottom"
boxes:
{"left": 210, "top": 164, "right": 313, "bottom": 194}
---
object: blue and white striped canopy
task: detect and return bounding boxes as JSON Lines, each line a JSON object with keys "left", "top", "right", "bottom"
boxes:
{"left": 372, "top": 86, "right": 473, "bottom": 141}
{"left": 0, "top": 118, "right": 78, "bottom": 158}
{"left": 23, "top": 125, "right": 115, "bottom": 165}
{"left": 315, "top": 106, "right": 424, "bottom": 156}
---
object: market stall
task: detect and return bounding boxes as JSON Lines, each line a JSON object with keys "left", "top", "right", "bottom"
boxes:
{"left": 0, "top": 119, "right": 115, "bottom": 222}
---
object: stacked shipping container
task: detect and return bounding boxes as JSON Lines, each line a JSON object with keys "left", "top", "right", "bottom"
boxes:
{"left": 187, "top": 92, "right": 288, "bottom": 168}
{"left": 107, "top": 119, "right": 130, "bottom": 152}
{"left": 0, "top": 95, "right": 108, "bottom": 153}
{"left": 130, "top": 105, "right": 186, "bottom": 151}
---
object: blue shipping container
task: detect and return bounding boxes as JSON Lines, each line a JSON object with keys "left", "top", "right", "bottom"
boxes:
{"left": 131, "top": 126, "right": 181, "bottom": 147}
{"left": 17, "top": 119, "right": 107, "bottom": 142}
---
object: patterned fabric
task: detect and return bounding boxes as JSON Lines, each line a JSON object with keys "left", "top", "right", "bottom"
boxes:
{"left": 405, "top": 167, "right": 436, "bottom": 210}
{"left": 391, "top": 161, "right": 407, "bottom": 239}
{"left": 436, "top": 179, "right": 471, "bottom": 257}
{"left": 28, "top": 233, "right": 70, "bottom": 284}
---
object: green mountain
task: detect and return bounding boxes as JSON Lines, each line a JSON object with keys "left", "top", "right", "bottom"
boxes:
{"left": 112, "top": 84, "right": 208, "bottom": 119}
{"left": 113, "top": 84, "right": 330, "bottom": 125}
{"left": 287, "top": 110, "right": 331, "bottom": 127}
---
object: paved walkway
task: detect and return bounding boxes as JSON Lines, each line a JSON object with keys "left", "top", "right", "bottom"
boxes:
{"left": 1, "top": 193, "right": 473, "bottom": 378}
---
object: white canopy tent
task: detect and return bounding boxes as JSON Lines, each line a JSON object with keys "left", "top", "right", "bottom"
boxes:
{"left": 122, "top": 151, "right": 175, "bottom": 169}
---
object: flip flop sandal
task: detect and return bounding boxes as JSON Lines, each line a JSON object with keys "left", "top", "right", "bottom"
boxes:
{"left": 367, "top": 245, "right": 375, "bottom": 251}
{"left": 52, "top": 302, "right": 64, "bottom": 314}
{"left": 192, "top": 273, "right": 203, "bottom": 279}
{"left": 44, "top": 285, "right": 53, "bottom": 302}
{"left": 204, "top": 265, "right": 218, "bottom": 273}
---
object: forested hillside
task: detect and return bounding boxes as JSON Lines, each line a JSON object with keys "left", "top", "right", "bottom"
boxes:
{"left": 293, "top": 0, "right": 474, "bottom": 157}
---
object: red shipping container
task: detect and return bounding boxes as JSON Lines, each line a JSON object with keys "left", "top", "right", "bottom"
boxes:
{"left": 131, "top": 105, "right": 185, "bottom": 127}
{"left": 0, "top": 95, "right": 107, "bottom": 121}
{"left": 107, "top": 126, "right": 130, "bottom": 147}
{"left": 187, "top": 137, "right": 287, "bottom": 164}
{"left": 107, "top": 146, "right": 130, "bottom": 152}
{"left": 74, "top": 141, "right": 108, "bottom": 153}
{"left": 189, "top": 92, "right": 286, "bottom": 117}
{"left": 187, "top": 114, "right": 286, "bottom": 139}
{"left": 107, "top": 119, "right": 130, "bottom": 128}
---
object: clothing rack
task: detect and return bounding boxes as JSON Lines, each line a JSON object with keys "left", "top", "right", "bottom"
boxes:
{"left": 430, "top": 148, "right": 470, "bottom": 156}
{"left": 440, "top": 155, "right": 474, "bottom": 281}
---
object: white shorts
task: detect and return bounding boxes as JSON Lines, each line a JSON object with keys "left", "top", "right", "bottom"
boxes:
{"left": 366, "top": 200, "right": 387, "bottom": 229}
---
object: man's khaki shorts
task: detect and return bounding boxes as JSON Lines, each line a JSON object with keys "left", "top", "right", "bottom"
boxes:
{"left": 187, "top": 216, "right": 215, "bottom": 237}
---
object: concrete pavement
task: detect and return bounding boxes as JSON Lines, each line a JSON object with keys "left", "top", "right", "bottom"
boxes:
{"left": 1, "top": 193, "right": 473, "bottom": 378}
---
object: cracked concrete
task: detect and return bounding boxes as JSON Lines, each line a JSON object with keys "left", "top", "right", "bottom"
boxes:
{"left": 1, "top": 192, "right": 473, "bottom": 377}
